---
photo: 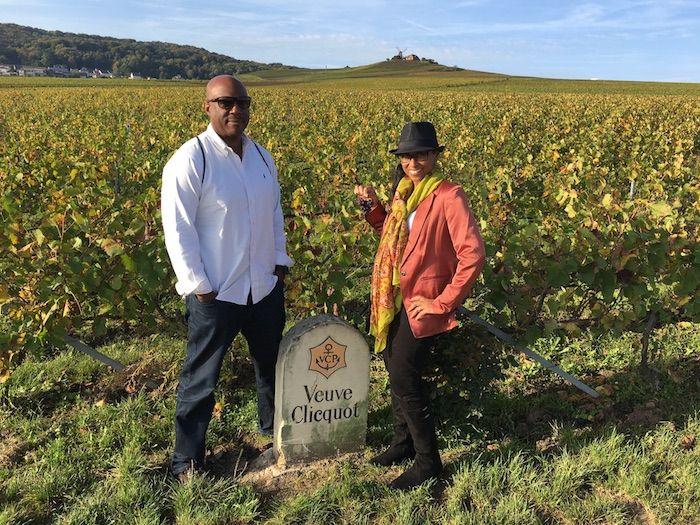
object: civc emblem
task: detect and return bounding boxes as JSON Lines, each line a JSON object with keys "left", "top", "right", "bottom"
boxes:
{"left": 308, "top": 336, "right": 347, "bottom": 379}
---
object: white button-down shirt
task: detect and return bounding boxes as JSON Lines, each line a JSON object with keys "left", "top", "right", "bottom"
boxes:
{"left": 161, "top": 124, "right": 293, "bottom": 305}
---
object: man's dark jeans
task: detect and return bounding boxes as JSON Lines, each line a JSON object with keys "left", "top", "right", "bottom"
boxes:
{"left": 171, "top": 281, "right": 285, "bottom": 475}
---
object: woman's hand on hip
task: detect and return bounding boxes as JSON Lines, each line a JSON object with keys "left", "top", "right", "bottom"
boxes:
{"left": 408, "top": 295, "right": 442, "bottom": 320}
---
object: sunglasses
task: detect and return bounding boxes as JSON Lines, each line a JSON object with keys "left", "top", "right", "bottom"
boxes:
{"left": 207, "top": 96, "right": 252, "bottom": 111}
{"left": 398, "top": 151, "right": 432, "bottom": 161}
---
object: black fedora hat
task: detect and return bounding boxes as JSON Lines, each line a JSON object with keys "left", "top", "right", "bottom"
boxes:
{"left": 389, "top": 121, "right": 445, "bottom": 155}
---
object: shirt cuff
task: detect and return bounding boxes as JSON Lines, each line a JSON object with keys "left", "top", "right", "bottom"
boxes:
{"left": 177, "top": 277, "right": 213, "bottom": 297}
{"left": 275, "top": 251, "right": 294, "bottom": 267}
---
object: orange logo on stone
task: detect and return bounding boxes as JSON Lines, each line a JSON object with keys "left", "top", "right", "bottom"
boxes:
{"left": 309, "top": 336, "right": 347, "bottom": 378}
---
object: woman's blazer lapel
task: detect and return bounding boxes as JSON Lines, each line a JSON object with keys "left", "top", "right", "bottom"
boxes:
{"left": 401, "top": 191, "right": 437, "bottom": 267}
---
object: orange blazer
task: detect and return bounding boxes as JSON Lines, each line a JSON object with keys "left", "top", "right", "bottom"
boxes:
{"left": 366, "top": 180, "right": 486, "bottom": 338}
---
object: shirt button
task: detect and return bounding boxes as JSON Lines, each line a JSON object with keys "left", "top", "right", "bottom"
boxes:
{"left": 400, "top": 271, "right": 406, "bottom": 276}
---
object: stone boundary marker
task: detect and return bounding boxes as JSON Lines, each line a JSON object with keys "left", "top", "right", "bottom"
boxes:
{"left": 273, "top": 314, "right": 370, "bottom": 466}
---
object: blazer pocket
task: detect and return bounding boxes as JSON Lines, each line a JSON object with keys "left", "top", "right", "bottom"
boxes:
{"left": 420, "top": 273, "right": 450, "bottom": 281}
{"left": 416, "top": 274, "right": 450, "bottom": 298}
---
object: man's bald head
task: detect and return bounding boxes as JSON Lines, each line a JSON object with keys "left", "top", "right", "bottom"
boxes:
{"left": 204, "top": 75, "right": 250, "bottom": 149}
{"left": 205, "top": 75, "right": 247, "bottom": 100}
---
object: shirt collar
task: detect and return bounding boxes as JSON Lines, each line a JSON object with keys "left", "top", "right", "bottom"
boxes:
{"left": 205, "top": 124, "right": 250, "bottom": 155}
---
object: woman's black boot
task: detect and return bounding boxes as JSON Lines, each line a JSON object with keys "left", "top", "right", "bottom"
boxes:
{"left": 388, "top": 450, "right": 442, "bottom": 490}
{"left": 370, "top": 392, "right": 415, "bottom": 466}
{"left": 389, "top": 399, "right": 442, "bottom": 490}
{"left": 370, "top": 443, "right": 415, "bottom": 467}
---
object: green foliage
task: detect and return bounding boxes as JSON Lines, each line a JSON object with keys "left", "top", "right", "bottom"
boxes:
{"left": 2, "top": 81, "right": 699, "bottom": 374}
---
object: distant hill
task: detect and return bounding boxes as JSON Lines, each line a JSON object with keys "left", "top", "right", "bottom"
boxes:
{"left": 238, "top": 60, "right": 505, "bottom": 89}
{"left": 254, "top": 60, "right": 465, "bottom": 79}
{"left": 0, "top": 23, "right": 298, "bottom": 79}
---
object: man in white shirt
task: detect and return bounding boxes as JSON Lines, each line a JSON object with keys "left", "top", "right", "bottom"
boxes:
{"left": 161, "top": 75, "right": 293, "bottom": 478}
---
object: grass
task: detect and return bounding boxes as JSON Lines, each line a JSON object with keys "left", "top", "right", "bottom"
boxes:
{"left": 5, "top": 63, "right": 700, "bottom": 94}
{"left": 1, "top": 321, "right": 699, "bottom": 524}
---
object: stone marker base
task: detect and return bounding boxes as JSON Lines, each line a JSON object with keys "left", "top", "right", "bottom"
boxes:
{"left": 243, "top": 448, "right": 365, "bottom": 487}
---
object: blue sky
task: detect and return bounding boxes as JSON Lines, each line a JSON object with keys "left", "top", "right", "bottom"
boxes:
{"left": 2, "top": 0, "right": 699, "bottom": 81}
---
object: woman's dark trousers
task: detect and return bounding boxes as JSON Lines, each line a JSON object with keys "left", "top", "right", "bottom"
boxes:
{"left": 171, "top": 282, "right": 285, "bottom": 475}
{"left": 382, "top": 308, "right": 441, "bottom": 486}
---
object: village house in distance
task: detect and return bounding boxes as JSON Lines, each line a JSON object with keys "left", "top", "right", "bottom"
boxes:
{"left": 0, "top": 64, "right": 113, "bottom": 78}
{"left": 389, "top": 48, "right": 438, "bottom": 64}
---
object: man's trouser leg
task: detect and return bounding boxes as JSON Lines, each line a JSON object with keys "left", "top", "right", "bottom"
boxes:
{"left": 171, "top": 296, "right": 241, "bottom": 475}
{"left": 242, "top": 280, "right": 285, "bottom": 434}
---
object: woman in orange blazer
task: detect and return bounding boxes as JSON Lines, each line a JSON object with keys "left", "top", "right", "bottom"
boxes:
{"left": 354, "top": 121, "right": 485, "bottom": 490}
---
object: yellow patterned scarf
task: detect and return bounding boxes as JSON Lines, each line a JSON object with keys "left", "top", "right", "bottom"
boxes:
{"left": 370, "top": 173, "right": 444, "bottom": 352}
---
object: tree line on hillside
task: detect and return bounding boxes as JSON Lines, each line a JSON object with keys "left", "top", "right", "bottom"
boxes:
{"left": 0, "top": 23, "right": 294, "bottom": 79}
